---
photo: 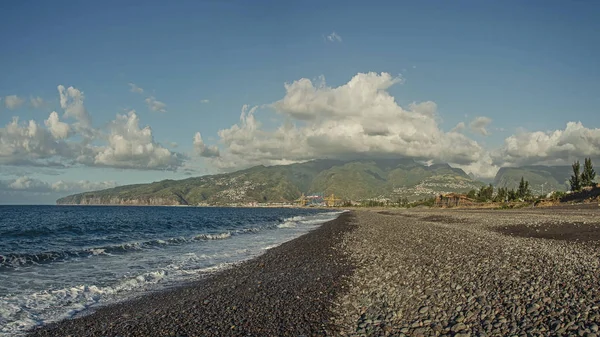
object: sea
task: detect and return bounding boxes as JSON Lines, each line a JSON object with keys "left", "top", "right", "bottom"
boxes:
{"left": 0, "top": 205, "right": 343, "bottom": 336}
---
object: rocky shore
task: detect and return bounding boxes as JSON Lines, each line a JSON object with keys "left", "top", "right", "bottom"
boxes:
{"left": 334, "top": 207, "right": 600, "bottom": 336}
{"left": 28, "top": 206, "right": 600, "bottom": 336}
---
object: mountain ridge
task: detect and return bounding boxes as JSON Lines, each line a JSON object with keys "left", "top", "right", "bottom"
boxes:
{"left": 56, "top": 159, "right": 482, "bottom": 205}
{"left": 493, "top": 165, "right": 572, "bottom": 194}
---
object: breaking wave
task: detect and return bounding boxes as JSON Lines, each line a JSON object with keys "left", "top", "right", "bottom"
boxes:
{"left": 0, "top": 211, "right": 342, "bottom": 270}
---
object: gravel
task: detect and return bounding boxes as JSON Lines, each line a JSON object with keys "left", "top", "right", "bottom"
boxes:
{"left": 333, "top": 206, "right": 600, "bottom": 336}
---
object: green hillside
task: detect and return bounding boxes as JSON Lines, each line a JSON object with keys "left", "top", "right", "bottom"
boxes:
{"left": 57, "top": 159, "right": 482, "bottom": 205}
{"left": 493, "top": 166, "right": 571, "bottom": 194}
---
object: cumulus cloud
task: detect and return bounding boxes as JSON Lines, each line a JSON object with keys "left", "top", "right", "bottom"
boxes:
{"left": 4, "top": 95, "right": 25, "bottom": 110}
{"left": 145, "top": 96, "right": 167, "bottom": 113}
{"left": 0, "top": 176, "right": 118, "bottom": 193}
{"left": 469, "top": 116, "right": 492, "bottom": 136}
{"left": 58, "top": 85, "right": 92, "bottom": 131}
{"left": 213, "top": 72, "right": 485, "bottom": 170}
{"left": 453, "top": 152, "right": 499, "bottom": 179}
{"left": 0, "top": 116, "right": 73, "bottom": 166}
{"left": 493, "top": 122, "right": 600, "bottom": 166}
{"left": 451, "top": 122, "right": 466, "bottom": 133}
{"left": 30, "top": 96, "right": 46, "bottom": 109}
{"left": 44, "top": 112, "right": 71, "bottom": 139}
{"left": 93, "top": 110, "right": 183, "bottom": 170}
{"left": 408, "top": 101, "right": 438, "bottom": 119}
{"left": 128, "top": 83, "right": 144, "bottom": 94}
{"left": 1, "top": 85, "right": 184, "bottom": 171}
{"left": 326, "top": 32, "right": 342, "bottom": 42}
{"left": 193, "top": 132, "right": 220, "bottom": 157}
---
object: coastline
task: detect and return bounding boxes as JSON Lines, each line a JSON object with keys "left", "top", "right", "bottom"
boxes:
{"left": 28, "top": 212, "right": 356, "bottom": 336}
{"left": 26, "top": 207, "right": 600, "bottom": 336}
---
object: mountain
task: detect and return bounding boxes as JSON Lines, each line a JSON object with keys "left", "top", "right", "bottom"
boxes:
{"left": 493, "top": 165, "right": 572, "bottom": 194}
{"left": 56, "top": 159, "right": 483, "bottom": 205}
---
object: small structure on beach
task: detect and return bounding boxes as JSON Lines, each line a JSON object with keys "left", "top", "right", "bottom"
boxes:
{"left": 435, "top": 193, "right": 474, "bottom": 207}
{"left": 324, "top": 194, "right": 342, "bottom": 207}
{"left": 295, "top": 193, "right": 325, "bottom": 207}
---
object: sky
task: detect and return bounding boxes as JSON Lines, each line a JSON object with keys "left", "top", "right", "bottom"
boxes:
{"left": 1, "top": 0, "right": 599, "bottom": 204}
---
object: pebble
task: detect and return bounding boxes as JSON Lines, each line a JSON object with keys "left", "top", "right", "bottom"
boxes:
{"left": 333, "top": 208, "right": 600, "bottom": 336}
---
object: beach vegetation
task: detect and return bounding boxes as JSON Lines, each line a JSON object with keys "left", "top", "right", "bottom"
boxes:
{"left": 581, "top": 158, "right": 596, "bottom": 187}
{"left": 569, "top": 160, "right": 582, "bottom": 192}
{"left": 476, "top": 184, "right": 494, "bottom": 202}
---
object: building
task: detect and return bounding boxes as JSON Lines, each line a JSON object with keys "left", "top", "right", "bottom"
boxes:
{"left": 435, "top": 193, "right": 474, "bottom": 207}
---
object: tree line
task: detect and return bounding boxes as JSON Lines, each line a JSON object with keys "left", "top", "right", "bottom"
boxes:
{"left": 569, "top": 158, "right": 596, "bottom": 192}
{"left": 354, "top": 158, "right": 596, "bottom": 207}
{"left": 465, "top": 157, "right": 596, "bottom": 202}
{"left": 466, "top": 176, "right": 533, "bottom": 202}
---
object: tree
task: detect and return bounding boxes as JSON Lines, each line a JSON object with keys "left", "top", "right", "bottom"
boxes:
{"left": 517, "top": 177, "right": 531, "bottom": 200}
{"left": 477, "top": 184, "right": 494, "bottom": 202}
{"left": 570, "top": 160, "right": 582, "bottom": 192}
{"left": 495, "top": 187, "right": 508, "bottom": 202}
{"left": 466, "top": 189, "right": 477, "bottom": 199}
{"left": 508, "top": 189, "right": 517, "bottom": 201}
{"left": 581, "top": 158, "right": 596, "bottom": 187}
{"left": 396, "top": 197, "right": 409, "bottom": 207}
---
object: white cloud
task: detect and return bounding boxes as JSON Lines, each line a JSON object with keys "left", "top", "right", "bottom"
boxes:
{"left": 469, "top": 116, "right": 492, "bottom": 136}
{"left": 58, "top": 85, "right": 92, "bottom": 131}
{"left": 213, "top": 72, "right": 485, "bottom": 170}
{"left": 44, "top": 112, "right": 71, "bottom": 140}
{"left": 408, "top": 101, "right": 438, "bottom": 119}
{"left": 128, "top": 82, "right": 167, "bottom": 113}
{"left": 200, "top": 99, "right": 210, "bottom": 104}
{"left": 6, "top": 176, "right": 52, "bottom": 192}
{"left": 451, "top": 122, "right": 466, "bottom": 133}
{"left": 128, "top": 83, "right": 144, "bottom": 94}
{"left": 452, "top": 152, "right": 499, "bottom": 179}
{"left": 7, "top": 76, "right": 600, "bottom": 181}
{"left": 0, "top": 176, "right": 118, "bottom": 193}
{"left": 4, "top": 95, "right": 25, "bottom": 110}
{"left": 0, "top": 116, "right": 73, "bottom": 166}
{"left": 326, "top": 32, "right": 342, "bottom": 42}
{"left": 1, "top": 86, "right": 184, "bottom": 171}
{"left": 193, "top": 132, "right": 220, "bottom": 157}
{"left": 93, "top": 110, "right": 183, "bottom": 170}
{"left": 30, "top": 96, "right": 46, "bottom": 109}
{"left": 493, "top": 122, "right": 600, "bottom": 166}
{"left": 145, "top": 96, "right": 167, "bottom": 113}
{"left": 51, "top": 179, "right": 118, "bottom": 193}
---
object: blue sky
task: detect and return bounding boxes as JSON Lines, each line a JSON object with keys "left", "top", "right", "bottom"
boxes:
{"left": 1, "top": 0, "right": 599, "bottom": 203}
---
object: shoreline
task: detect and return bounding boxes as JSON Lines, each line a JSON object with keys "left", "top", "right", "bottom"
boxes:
{"left": 28, "top": 212, "right": 356, "bottom": 336}
{"left": 25, "top": 207, "right": 600, "bottom": 336}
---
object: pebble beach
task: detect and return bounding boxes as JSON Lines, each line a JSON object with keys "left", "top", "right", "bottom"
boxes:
{"left": 28, "top": 206, "right": 600, "bottom": 336}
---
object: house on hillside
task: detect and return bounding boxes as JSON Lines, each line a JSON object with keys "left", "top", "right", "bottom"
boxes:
{"left": 435, "top": 193, "right": 474, "bottom": 207}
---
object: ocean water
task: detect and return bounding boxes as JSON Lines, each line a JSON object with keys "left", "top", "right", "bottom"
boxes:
{"left": 0, "top": 205, "right": 343, "bottom": 336}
